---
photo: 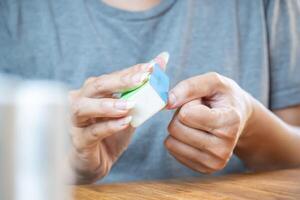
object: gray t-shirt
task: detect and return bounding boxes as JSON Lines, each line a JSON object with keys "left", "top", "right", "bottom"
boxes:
{"left": 1, "top": 0, "right": 300, "bottom": 183}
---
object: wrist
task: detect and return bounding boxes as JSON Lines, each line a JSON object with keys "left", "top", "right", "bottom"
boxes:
{"left": 239, "top": 93, "right": 259, "bottom": 138}
{"left": 69, "top": 146, "right": 110, "bottom": 184}
{"left": 235, "top": 96, "right": 272, "bottom": 156}
{"left": 234, "top": 98, "right": 267, "bottom": 169}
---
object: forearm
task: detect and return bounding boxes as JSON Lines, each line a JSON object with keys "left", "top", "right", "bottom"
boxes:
{"left": 235, "top": 99, "right": 300, "bottom": 171}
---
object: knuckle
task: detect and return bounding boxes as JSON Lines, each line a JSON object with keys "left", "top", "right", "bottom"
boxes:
{"left": 217, "top": 126, "right": 239, "bottom": 139}
{"left": 207, "top": 72, "right": 226, "bottom": 88}
{"left": 218, "top": 158, "right": 228, "bottom": 169}
{"left": 92, "top": 78, "right": 105, "bottom": 94}
{"left": 208, "top": 72, "right": 221, "bottom": 81}
{"left": 88, "top": 124, "right": 99, "bottom": 139}
{"left": 71, "top": 99, "right": 83, "bottom": 118}
{"left": 97, "top": 99, "right": 110, "bottom": 112}
{"left": 134, "top": 63, "right": 145, "bottom": 71}
{"left": 68, "top": 90, "right": 80, "bottom": 100}
{"left": 178, "top": 109, "right": 188, "bottom": 124}
{"left": 106, "top": 120, "right": 119, "bottom": 134}
{"left": 207, "top": 159, "right": 227, "bottom": 172}
{"left": 168, "top": 120, "right": 182, "bottom": 138}
{"left": 119, "top": 73, "right": 131, "bottom": 87}
{"left": 227, "top": 129, "right": 238, "bottom": 139}
{"left": 212, "top": 161, "right": 227, "bottom": 171}
{"left": 167, "top": 118, "right": 178, "bottom": 134}
{"left": 167, "top": 123, "right": 175, "bottom": 135}
{"left": 219, "top": 129, "right": 235, "bottom": 140}
{"left": 211, "top": 128, "right": 226, "bottom": 138}
{"left": 185, "top": 79, "right": 197, "bottom": 96}
{"left": 164, "top": 137, "right": 173, "bottom": 150}
{"left": 197, "top": 140, "right": 209, "bottom": 150}
{"left": 84, "top": 77, "right": 97, "bottom": 85}
{"left": 196, "top": 152, "right": 228, "bottom": 173}
{"left": 214, "top": 147, "right": 231, "bottom": 160}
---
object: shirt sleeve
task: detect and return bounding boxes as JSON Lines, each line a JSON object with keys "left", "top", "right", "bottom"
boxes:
{"left": 265, "top": 0, "right": 300, "bottom": 110}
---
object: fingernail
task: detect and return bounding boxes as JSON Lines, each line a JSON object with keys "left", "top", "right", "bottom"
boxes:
{"left": 161, "top": 52, "right": 170, "bottom": 64}
{"left": 112, "top": 92, "right": 121, "bottom": 98}
{"left": 154, "top": 52, "right": 170, "bottom": 69}
{"left": 115, "top": 100, "right": 135, "bottom": 110}
{"left": 117, "top": 116, "right": 132, "bottom": 126}
{"left": 168, "top": 92, "right": 177, "bottom": 109}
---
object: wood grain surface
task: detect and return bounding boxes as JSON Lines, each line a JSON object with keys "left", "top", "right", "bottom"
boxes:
{"left": 72, "top": 168, "right": 300, "bottom": 200}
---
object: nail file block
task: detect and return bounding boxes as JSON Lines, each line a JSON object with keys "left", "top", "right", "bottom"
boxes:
{"left": 121, "top": 59, "right": 170, "bottom": 127}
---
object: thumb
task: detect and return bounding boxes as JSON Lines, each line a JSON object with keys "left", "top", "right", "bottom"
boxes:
{"left": 167, "top": 72, "right": 224, "bottom": 109}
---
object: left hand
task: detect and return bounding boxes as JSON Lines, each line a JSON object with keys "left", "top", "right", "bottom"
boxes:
{"left": 165, "top": 72, "right": 254, "bottom": 173}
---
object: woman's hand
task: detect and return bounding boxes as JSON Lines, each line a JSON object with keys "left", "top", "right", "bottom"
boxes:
{"left": 165, "top": 72, "right": 254, "bottom": 173}
{"left": 68, "top": 63, "right": 152, "bottom": 184}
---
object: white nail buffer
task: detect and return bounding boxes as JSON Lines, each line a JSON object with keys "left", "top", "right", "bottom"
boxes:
{"left": 121, "top": 52, "right": 170, "bottom": 127}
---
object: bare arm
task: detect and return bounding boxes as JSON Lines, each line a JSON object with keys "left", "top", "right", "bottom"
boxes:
{"left": 235, "top": 104, "right": 300, "bottom": 171}
{"left": 165, "top": 72, "right": 300, "bottom": 174}
{"left": 274, "top": 106, "right": 300, "bottom": 126}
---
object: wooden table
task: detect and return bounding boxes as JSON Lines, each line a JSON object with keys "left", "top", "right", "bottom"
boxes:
{"left": 73, "top": 168, "right": 300, "bottom": 200}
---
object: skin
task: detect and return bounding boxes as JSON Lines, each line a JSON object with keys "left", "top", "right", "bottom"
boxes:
{"left": 68, "top": 0, "right": 300, "bottom": 184}
{"left": 69, "top": 69, "right": 300, "bottom": 184}
{"left": 68, "top": 63, "right": 154, "bottom": 184}
{"left": 165, "top": 73, "right": 300, "bottom": 173}
{"left": 102, "top": 0, "right": 161, "bottom": 11}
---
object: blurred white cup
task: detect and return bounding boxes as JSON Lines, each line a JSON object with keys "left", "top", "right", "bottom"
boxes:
{"left": 0, "top": 75, "right": 72, "bottom": 200}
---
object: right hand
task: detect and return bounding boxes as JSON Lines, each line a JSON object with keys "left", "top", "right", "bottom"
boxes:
{"left": 68, "top": 63, "right": 152, "bottom": 184}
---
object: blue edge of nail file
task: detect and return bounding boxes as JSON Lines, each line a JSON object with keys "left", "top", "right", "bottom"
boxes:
{"left": 121, "top": 63, "right": 169, "bottom": 127}
{"left": 150, "top": 63, "right": 169, "bottom": 102}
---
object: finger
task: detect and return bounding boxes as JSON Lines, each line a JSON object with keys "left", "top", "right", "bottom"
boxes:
{"left": 71, "top": 116, "right": 132, "bottom": 150}
{"left": 168, "top": 150, "right": 212, "bottom": 174}
{"left": 81, "top": 63, "right": 152, "bottom": 98}
{"left": 167, "top": 72, "right": 227, "bottom": 109}
{"left": 71, "top": 98, "right": 135, "bottom": 127}
{"left": 177, "top": 104, "right": 240, "bottom": 139}
{"left": 164, "top": 136, "right": 227, "bottom": 172}
{"left": 72, "top": 98, "right": 135, "bottom": 118}
{"left": 168, "top": 117, "right": 232, "bottom": 160}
